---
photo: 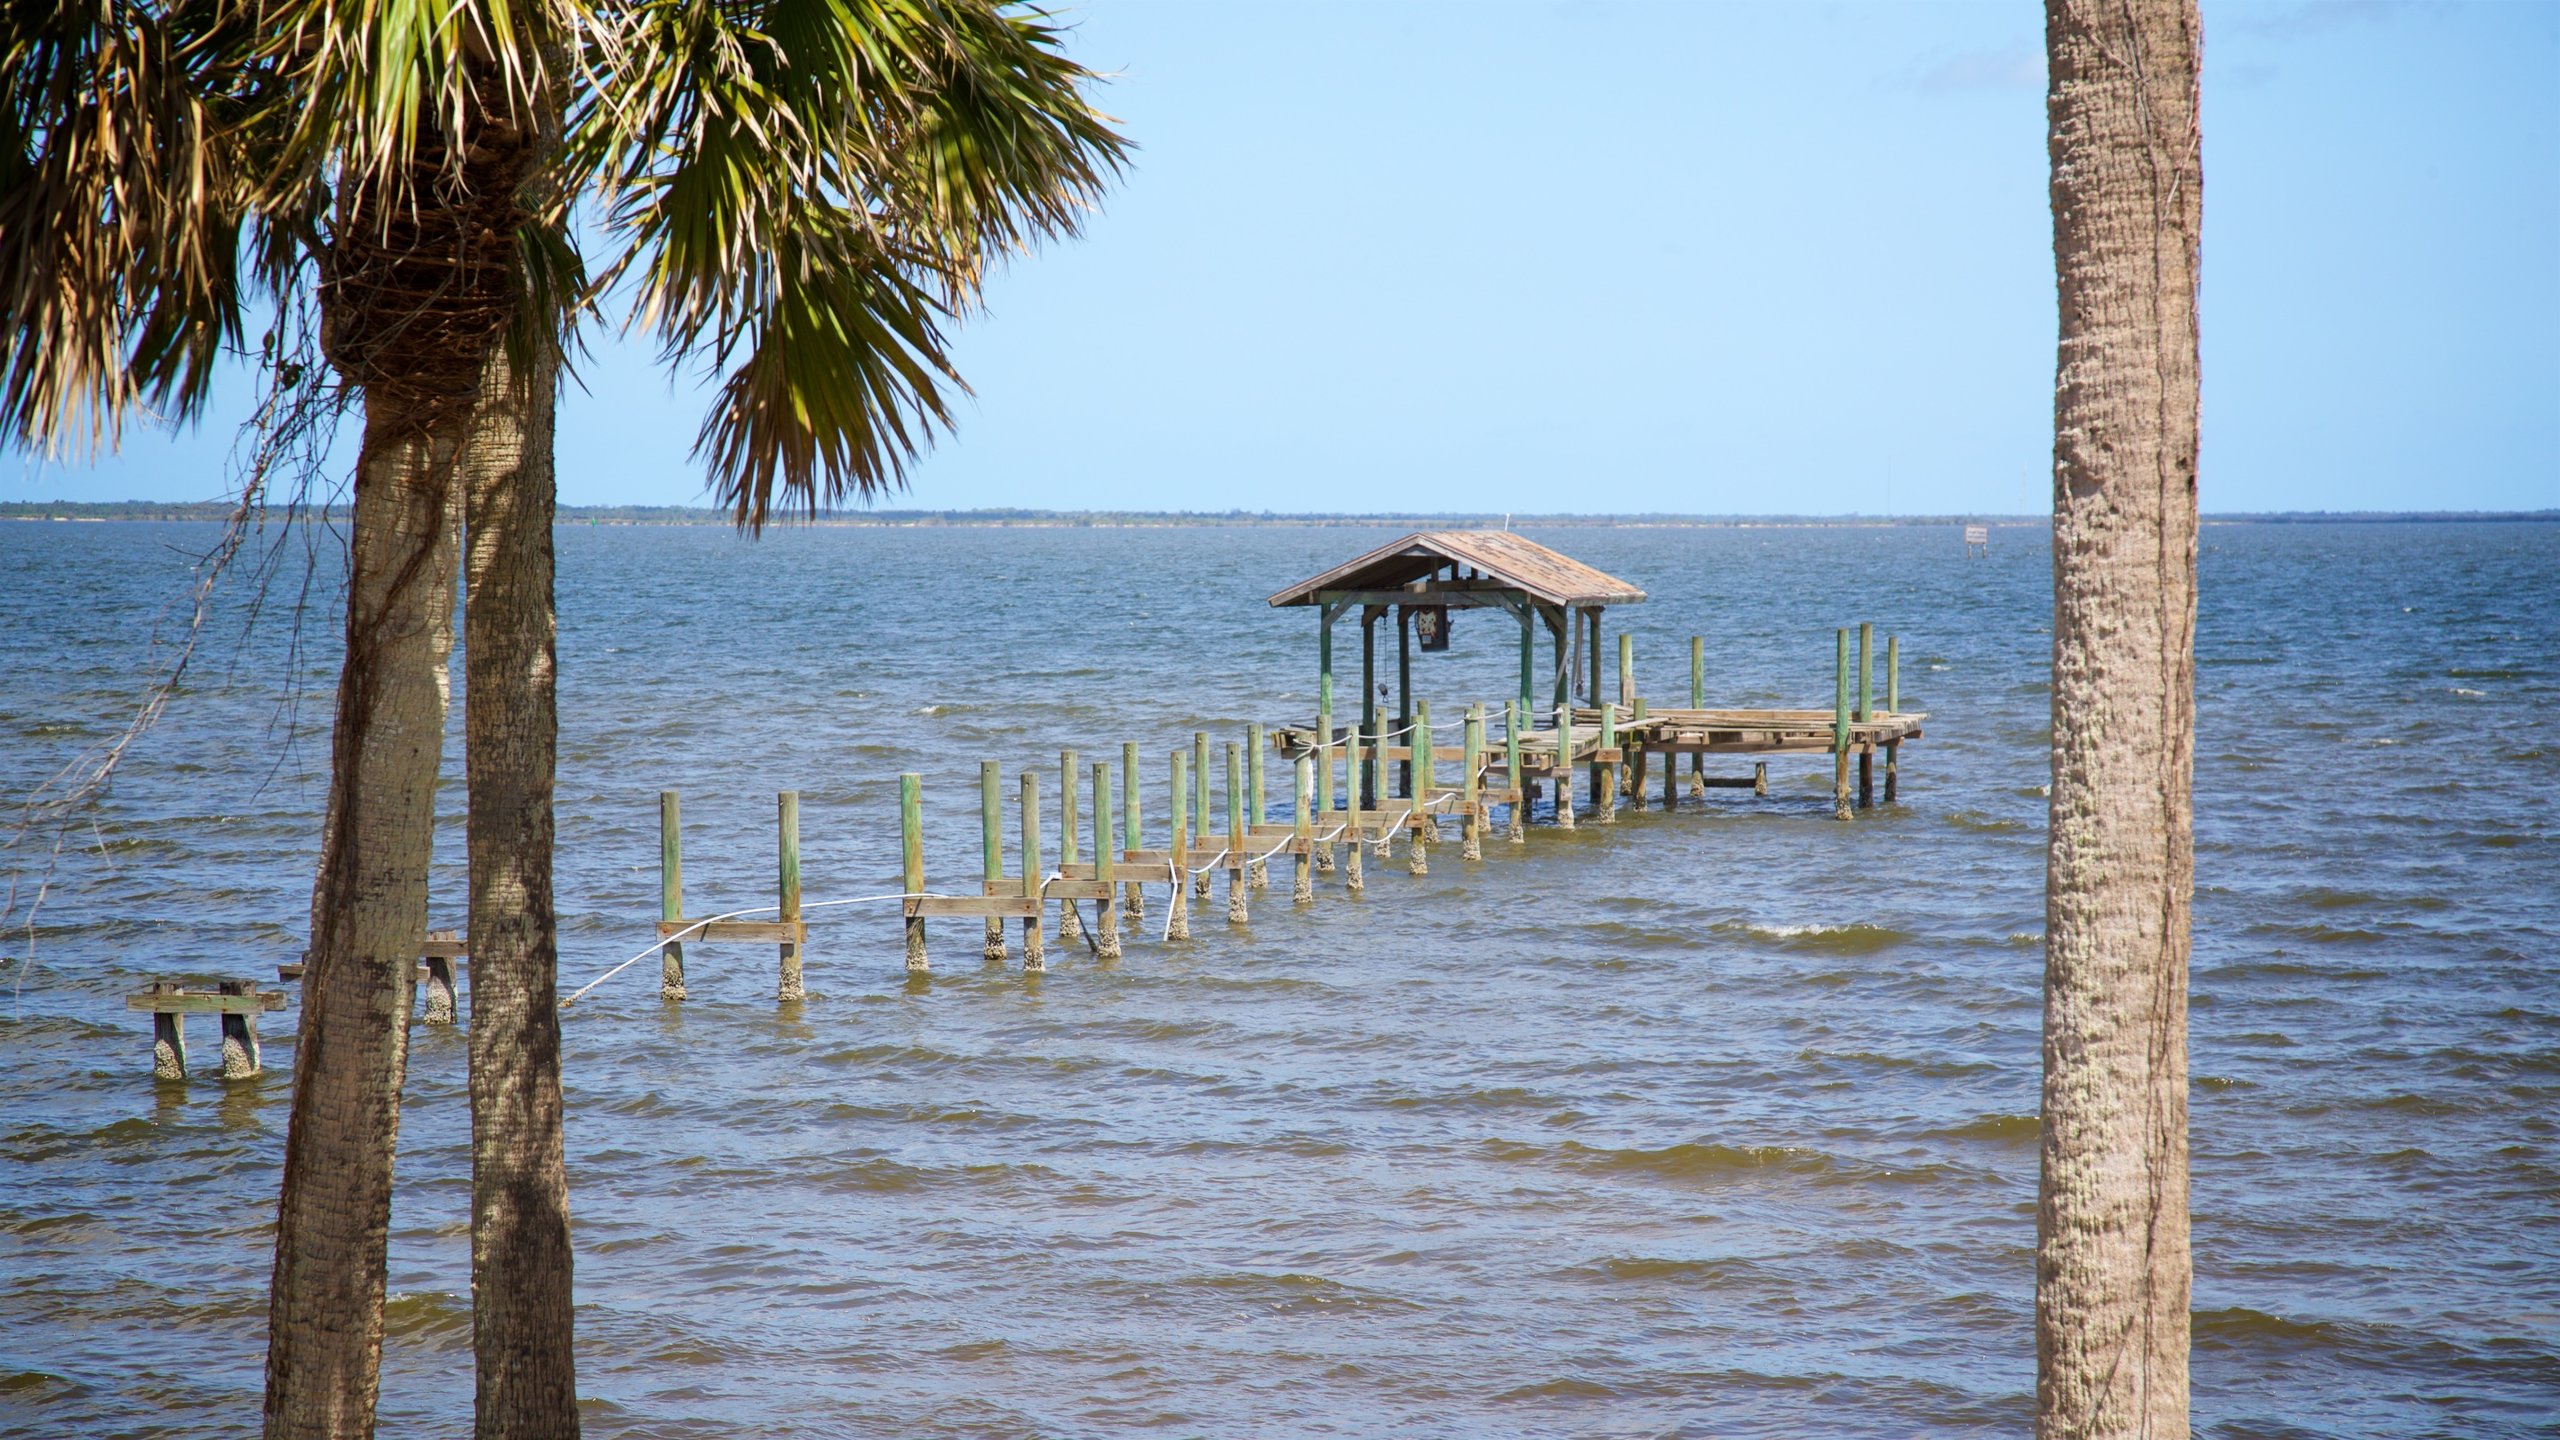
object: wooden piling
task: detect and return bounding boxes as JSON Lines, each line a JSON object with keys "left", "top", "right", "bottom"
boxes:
{"left": 1618, "top": 631, "right": 1633, "bottom": 708}
{"left": 1166, "top": 749, "right": 1190, "bottom": 941}
{"left": 1857, "top": 622, "right": 1875, "bottom": 810}
{"left": 1409, "top": 699, "right": 1432, "bottom": 875}
{"left": 1833, "top": 629, "right": 1853, "bottom": 821}
{"left": 1555, "top": 703, "right": 1577, "bottom": 830}
{"left": 982, "top": 763, "right": 1007, "bottom": 963}
{"left": 1368, "top": 720, "right": 1392, "bottom": 860}
{"left": 420, "top": 930, "right": 459, "bottom": 1025}
{"left": 659, "top": 790, "right": 687, "bottom": 1000}
{"left": 148, "top": 982, "right": 183, "bottom": 1079}
{"left": 1628, "top": 696, "right": 1649, "bottom": 810}
{"left": 901, "top": 773, "right": 928, "bottom": 970}
{"left": 1294, "top": 753, "right": 1315, "bottom": 904}
{"left": 1248, "top": 722, "right": 1269, "bottom": 889}
{"left": 1597, "top": 701, "right": 1618, "bottom": 826}
{"left": 1225, "top": 741, "right": 1248, "bottom": 924}
{"left": 1315, "top": 690, "right": 1337, "bottom": 873}
{"left": 1886, "top": 633, "right": 1901, "bottom": 802}
{"left": 1020, "top": 770, "right": 1048, "bottom": 969}
{"left": 1505, "top": 700, "right": 1526, "bottom": 843}
{"left": 1123, "top": 741, "right": 1145, "bottom": 926}
{"left": 1755, "top": 761, "right": 1769, "bottom": 796}
{"left": 1092, "top": 761, "right": 1121, "bottom": 959}
{"left": 1059, "top": 750, "right": 1083, "bottom": 940}
{"left": 778, "top": 790, "right": 805, "bottom": 1000}
{"left": 217, "top": 979, "right": 260, "bottom": 1078}
{"left": 1344, "top": 727, "right": 1366, "bottom": 891}
{"left": 1193, "top": 731, "right": 1213, "bottom": 899}
{"left": 1690, "top": 635, "right": 1707, "bottom": 795}
{"left": 1462, "top": 704, "right": 1484, "bottom": 861}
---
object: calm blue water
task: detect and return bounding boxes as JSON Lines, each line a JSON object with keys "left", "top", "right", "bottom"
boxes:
{"left": 1, "top": 519, "right": 2554, "bottom": 1438}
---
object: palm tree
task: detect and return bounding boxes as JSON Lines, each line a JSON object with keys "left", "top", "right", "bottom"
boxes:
{"left": 2039, "top": 2, "right": 2202, "bottom": 1437}
{"left": 5, "top": 3, "right": 1121, "bottom": 1434}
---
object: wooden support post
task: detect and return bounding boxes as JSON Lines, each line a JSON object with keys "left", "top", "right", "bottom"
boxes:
{"left": 1555, "top": 703, "right": 1578, "bottom": 830}
{"left": 1192, "top": 731, "right": 1213, "bottom": 899}
{"left": 1833, "top": 629, "right": 1853, "bottom": 822}
{"left": 1092, "top": 761, "right": 1121, "bottom": 960}
{"left": 1618, "top": 631, "right": 1633, "bottom": 708}
{"left": 1886, "top": 633, "right": 1901, "bottom": 802}
{"left": 1662, "top": 736, "right": 1678, "bottom": 807}
{"left": 1058, "top": 749, "right": 1083, "bottom": 940}
{"left": 1020, "top": 771, "right": 1047, "bottom": 969}
{"left": 1344, "top": 728, "right": 1366, "bottom": 892}
{"left": 659, "top": 790, "right": 687, "bottom": 1000}
{"left": 148, "top": 982, "right": 184, "bottom": 1079}
{"left": 1629, "top": 696, "right": 1649, "bottom": 810}
{"left": 1248, "top": 722, "right": 1269, "bottom": 889}
{"left": 901, "top": 774, "right": 928, "bottom": 969}
{"left": 1123, "top": 741, "right": 1145, "bottom": 927}
{"left": 1409, "top": 699, "right": 1432, "bottom": 875}
{"left": 1516, "top": 599, "right": 1536, "bottom": 726}
{"left": 1293, "top": 753, "right": 1315, "bottom": 904}
{"left": 419, "top": 930, "right": 459, "bottom": 1025}
{"left": 1857, "top": 622, "right": 1875, "bottom": 809}
{"left": 982, "top": 763, "right": 1008, "bottom": 963}
{"left": 1505, "top": 700, "right": 1526, "bottom": 843}
{"left": 1397, "top": 607, "right": 1414, "bottom": 799}
{"left": 1755, "top": 761, "right": 1769, "bottom": 796}
{"left": 1315, "top": 683, "right": 1337, "bottom": 874}
{"left": 1690, "top": 635, "right": 1707, "bottom": 795}
{"left": 1165, "top": 750, "right": 1189, "bottom": 942}
{"left": 1462, "top": 703, "right": 1484, "bottom": 861}
{"left": 1367, "top": 720, "right": 1391, "bottom": 859}
{"left": 217, "top": 979, "right": 261, "bottom": 1078}
{"left": 777, "top": 790, "right": 804, "bottom": 1000}
{"left": 1360, "top": 606, "right": 1380, "bottom": 784}
{"left": 1226, "top": 741, "right": 1249, "bottom": 925}
{"left": 1597, "top": 700, "right": 1618, "bottom": 825}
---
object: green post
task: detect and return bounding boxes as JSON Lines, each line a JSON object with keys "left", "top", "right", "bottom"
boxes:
{"left": 1833, "top": 628, "right": 1853, "bottom": 821}
{"left": 1167, "top": 748, "right": 1190, "bottom": 941}
{"left": 1092, "top": 760, "right": 1120, "bottom": 959}
{"left": 1885, "top": 632, "right": 1902, "bottom": 803}
{"left": 1691, "top": 635, "right": 1704, "bottom": 709}
{"left": 1019, "top": 770, "right": 1045, "bottom": 970}
{"left": 1225, "top": 740, "right": 1247, "bottom": 924}
{"left": 658, "top": 790, "right": 686, "bottom": 1001}
{"left": 981, "top": 762, "right": 1006, "bottom": 964}
{"left": 1122, "top": 740, "right": 1144, "bottom": 925}
{"left": 1316, "top": 679, "right": 1337, "bottom": 874}
{"left": 900, "top": 773, "right": 927, "bottom": 971}
{"left": 1248, "top": 722, "right": 1269, "bottom": 889}
{"left": 777, "top": 790, "right": 803, "bottom": 1000}
{"left": 1505, "top": 699, "right": 1525, "bottom": 843}
{"left": 1193, "top": 730, "right": 1212, "bottom": 899}
{"left": 1058, "top": 749, "right": 1082, "bottom": 941}
{"left": 1293, "top": 751, "right": 1313, "bottom": 904}
{"left": 1517, "top": 602, "right": 1536, "bottom": 723}
{"left": 1462, "top": 703, "right": 1483, "bottom": 861}
{"left": 1857, "top": 621, "right": 1876, "bottom": 810}
{"left": 1598, "top": 696, "right": 1618, "bottom": 825}
{"left": 1409, "top": 698, "right": 1433, "bottom": 875}
{"left": 1618, "top": 631, "right": 1633, "bottom": 707}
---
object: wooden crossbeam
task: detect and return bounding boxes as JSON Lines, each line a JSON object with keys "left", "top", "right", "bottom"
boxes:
{"left": 125, "top": 988, "right": 287, "bottom": 1016}
{"left": 656, "top": 919, "right": 808, "bottom": 944}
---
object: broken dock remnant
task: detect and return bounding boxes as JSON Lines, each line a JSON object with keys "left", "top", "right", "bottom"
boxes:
{"left": 127, "top": 980, "right": 286, "bottom": 1079}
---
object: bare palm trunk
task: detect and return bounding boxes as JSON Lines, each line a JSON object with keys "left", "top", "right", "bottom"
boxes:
{"left": 463, "top": 343, "right": 579, "bottom": 1437}
{"left": 265, "top": 77, "right": 529, "bottom": 1436}
{"left": 2039, "top": 3, "right": 2202, "bottom": 1438}
{"left": 263, "top": 396, "right": 467, "bottom": 1439}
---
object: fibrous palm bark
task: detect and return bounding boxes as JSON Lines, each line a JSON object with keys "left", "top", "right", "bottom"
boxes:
{"left": 463, "top": 343, "right": 577, "bottom": 1437}
{"left": 265, "top": 88, "right": 529, "bottom": 1439}
{"left": 2039, "top": 3, "right": 2203, "bottom": 1438}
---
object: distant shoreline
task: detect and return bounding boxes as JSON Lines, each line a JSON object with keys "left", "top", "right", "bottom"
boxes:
{"left": 5, "top": 502, "right": 2555, "bottom": 528}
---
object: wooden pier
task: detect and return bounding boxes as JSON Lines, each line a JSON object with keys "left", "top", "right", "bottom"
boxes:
{"left": 642, "top": 534, "right": 1926, "bottom": 994}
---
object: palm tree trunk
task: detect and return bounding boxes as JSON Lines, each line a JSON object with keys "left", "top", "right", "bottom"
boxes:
{"left": 462, "top": 343, "right": 580, "bottom": 1437}
{"left": 264, "top": 395, "right": 467, "bottom": 1439}
{"left": 2039, "top": 3, "right": 2202, "bottom": 1438}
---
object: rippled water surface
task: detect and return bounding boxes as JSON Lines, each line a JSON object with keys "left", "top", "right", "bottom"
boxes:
{"left": 2, "top": 519, "right": 2554, "bottom": 1438}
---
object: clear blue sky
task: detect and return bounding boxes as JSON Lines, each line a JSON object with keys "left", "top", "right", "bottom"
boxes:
{"left": 18, "top": 0, "right": 2556, "bottom": 515}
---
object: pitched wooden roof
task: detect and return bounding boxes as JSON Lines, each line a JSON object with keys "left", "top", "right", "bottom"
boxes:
{"left": 1267, "top": 531, "right": 1647, "bottom": 609}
